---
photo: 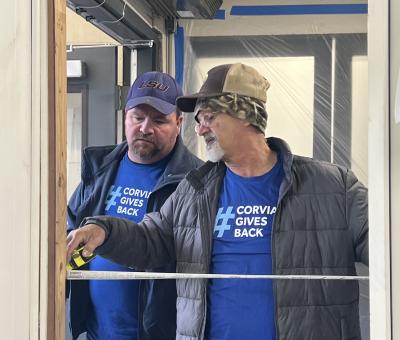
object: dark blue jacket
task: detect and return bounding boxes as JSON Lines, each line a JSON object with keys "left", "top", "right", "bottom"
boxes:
{"left": 67, "top": 136, "right": 203, "bottom": 340}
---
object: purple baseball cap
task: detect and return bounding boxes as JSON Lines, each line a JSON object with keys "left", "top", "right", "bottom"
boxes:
{"left": 125, "top": 71, "right": 183, "bottom": 115}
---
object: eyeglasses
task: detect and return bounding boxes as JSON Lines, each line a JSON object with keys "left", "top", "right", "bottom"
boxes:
{"left": 194, "top": 111, "right": 219, "bottom": 132}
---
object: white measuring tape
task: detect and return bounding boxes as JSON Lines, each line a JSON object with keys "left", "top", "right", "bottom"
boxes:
{"left": 67, "top": 270, "right": 369, "bottom": 281}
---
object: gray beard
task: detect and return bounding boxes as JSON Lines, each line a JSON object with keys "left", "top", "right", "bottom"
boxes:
{"left": 207, "top": 140, "right": 225, "bottom": 162}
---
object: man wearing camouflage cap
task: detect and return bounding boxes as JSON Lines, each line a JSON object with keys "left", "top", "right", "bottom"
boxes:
{"left": 67, "top": 63, "right": 368, "bottom": 340}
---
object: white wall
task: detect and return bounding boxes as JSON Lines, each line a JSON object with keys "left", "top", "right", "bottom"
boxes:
{"left": 368, "top": 0, "right": 391, "bottom": 339}
{"left": 0, "top": 0, "right": 47, "bottom": 339}
{"left": 390, "top": 0, "right": 400, "bottom": 338}
{"left": 351, "top": 56, "right": 368, "bottom": 186}
{"left": 67, "top": 94, "right": 83, "bottom": 199}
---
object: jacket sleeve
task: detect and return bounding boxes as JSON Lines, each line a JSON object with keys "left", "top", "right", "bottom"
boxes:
{"left": 85, "top": 192, "right": 176, "bottom": 270}
{"left": 346, "top": 169, "right": 368, "bottom": 265}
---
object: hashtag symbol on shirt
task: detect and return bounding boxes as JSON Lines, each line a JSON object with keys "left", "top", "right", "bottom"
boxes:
{"left": 105, "top": 185, "right": 122, "bottom": 211}
{"left": 214, "top": 206, "right": 235, "bottom": 238}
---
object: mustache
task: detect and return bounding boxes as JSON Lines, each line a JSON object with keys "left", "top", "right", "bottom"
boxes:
{"left": 133, "top": 133, "right": 155, "bottom": 143}
{"left": 204, "top": 132, "right": 217, "bottom": 144}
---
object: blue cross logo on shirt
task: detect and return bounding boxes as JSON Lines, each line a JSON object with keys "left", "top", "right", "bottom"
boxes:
{"left": 214, "top": 206, "right": 235, "bottom": 238}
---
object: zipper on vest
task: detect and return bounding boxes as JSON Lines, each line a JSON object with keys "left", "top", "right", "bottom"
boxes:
{"left": 199, "top": 191, "right": 215, "bottom": 339}
{"left": 193, "top": 164, "right": 223, "bottom": 339}
{"left": 272, "top": 176, "right": 292, "bottom": 340}
{"left": 271, "top": 203, "right": 280, "bottom": 340}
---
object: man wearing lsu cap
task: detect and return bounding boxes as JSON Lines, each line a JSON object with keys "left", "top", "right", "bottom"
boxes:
{"left": 67, "top": 64, "right": 368, "bottom": 340}
{"left": 66, "top": 71, "right": 202, "bottom": 340}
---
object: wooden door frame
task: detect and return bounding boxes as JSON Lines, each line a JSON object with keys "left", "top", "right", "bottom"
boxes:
{"left": 48, "top": 0, "right": 67, "bottom": 339}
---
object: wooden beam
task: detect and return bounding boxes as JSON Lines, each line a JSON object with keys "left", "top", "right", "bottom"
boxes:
{"left": 48, "top": 0, "right": 67, "bottom": 339}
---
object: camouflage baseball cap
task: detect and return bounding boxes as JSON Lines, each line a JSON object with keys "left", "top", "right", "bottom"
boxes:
{"left": 194, "top": 94, "right": 268, "bottom": 133}
{"left": 176, "top": 63, "right": 270, "bottom": 112}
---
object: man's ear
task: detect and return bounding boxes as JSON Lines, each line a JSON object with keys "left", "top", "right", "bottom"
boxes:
{"left": 176, "top": 114, "right": 183, "bottom": 129}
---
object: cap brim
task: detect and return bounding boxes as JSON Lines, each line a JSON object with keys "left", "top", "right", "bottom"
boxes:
{"left": 125, "top": 96, "right": 176, "bottom": 115}
{"left": 176, "top": 92, "right": 225, "bottom": 113}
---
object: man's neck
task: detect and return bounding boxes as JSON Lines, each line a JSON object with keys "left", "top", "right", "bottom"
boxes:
{"left": 224, "top": 137, "right": 277, "bottom": 177}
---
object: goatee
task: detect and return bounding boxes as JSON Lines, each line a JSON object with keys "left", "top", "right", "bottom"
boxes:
{"left": 204, "top": 133, "right": 224, "bottom": 162}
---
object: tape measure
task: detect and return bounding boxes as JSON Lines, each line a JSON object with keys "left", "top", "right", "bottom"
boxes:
{"left": 67, "top": 246, "right": 96, "bottom": 270}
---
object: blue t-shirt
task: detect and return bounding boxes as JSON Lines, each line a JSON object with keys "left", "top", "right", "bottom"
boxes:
{"left": 87, "top": 152, "right": 169, "bottom": 340}
{"left": 206, "top": 154, "right": 283, "bottom": 340}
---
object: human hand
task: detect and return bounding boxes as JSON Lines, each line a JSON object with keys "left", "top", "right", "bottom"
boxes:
{"left": 66, "top": 224, "right": 106, "bottom": 263}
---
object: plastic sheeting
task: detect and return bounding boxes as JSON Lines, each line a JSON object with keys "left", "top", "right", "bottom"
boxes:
{"left": 178, "top": 13, "right": 368, "bottom": 188}
{"left": 177, "top": 4, "right": 369, "bottom": 338}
